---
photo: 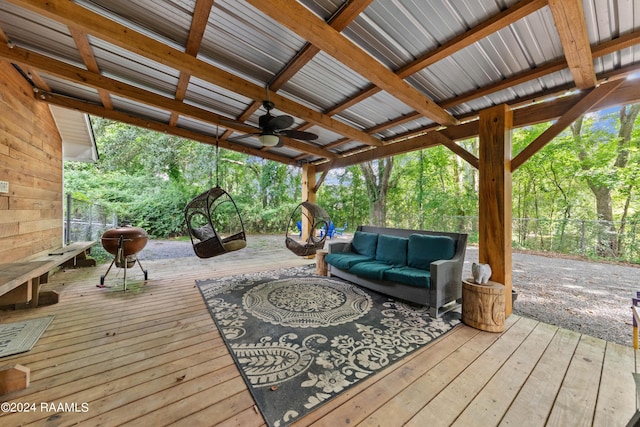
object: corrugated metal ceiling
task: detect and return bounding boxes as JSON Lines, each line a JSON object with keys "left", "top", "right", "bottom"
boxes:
{"left": 0, "top": 0, "right": 639, "bottom": 165}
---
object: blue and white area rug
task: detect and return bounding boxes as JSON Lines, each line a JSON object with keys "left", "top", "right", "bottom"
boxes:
{"left": 0, "top": 315, "right": 54, "bottom": 358}
{"left": 196, "top": 266, "right": 460, "bottom": 427}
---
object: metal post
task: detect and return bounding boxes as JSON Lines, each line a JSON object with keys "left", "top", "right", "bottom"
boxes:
{"left": 65, "top": 193, "right": 72, "bottom": 245}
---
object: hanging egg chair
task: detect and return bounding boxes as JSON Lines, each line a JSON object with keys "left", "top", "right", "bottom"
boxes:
{"left": 184, "top": 130, "right": 247, "bottom": 259}
{"left": 185, "top": 186, "right": 247, "bottom": 258}
{"left": 285, "top": 201, "right": 330, "bottom": 257}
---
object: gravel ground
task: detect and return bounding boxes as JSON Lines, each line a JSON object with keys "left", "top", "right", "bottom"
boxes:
{"left": 138, "top": 235, "right": 640, "bottom": 347}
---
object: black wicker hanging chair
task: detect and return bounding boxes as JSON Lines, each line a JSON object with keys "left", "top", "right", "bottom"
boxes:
{"left": 185, "top": 186, "right": 247, "bottom": 258}
{"left": 285, "top": 201, "right": 330, "bottom": 257}
{"left": 184, "top": 131, "right": 247, "bottom": 258}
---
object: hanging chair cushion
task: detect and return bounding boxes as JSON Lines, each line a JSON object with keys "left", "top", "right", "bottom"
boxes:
{"left": 223, "top": 239, "right": 247, "bottom": 252}
{"left": 192, "top": 224, "right": 216, "bottom": 241}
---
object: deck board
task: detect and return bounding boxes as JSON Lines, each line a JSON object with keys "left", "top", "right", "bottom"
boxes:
{"left": 593, "top": 342, "right": 637, "bottom": 427}
{"left": 0, "top": 245, "right": 636, "bottom": 427}
{"left": 452, "top": 321, "right": 559, "bottom": 426}
{"left": 499, "top": 327, "right": 581, "bottom": 426}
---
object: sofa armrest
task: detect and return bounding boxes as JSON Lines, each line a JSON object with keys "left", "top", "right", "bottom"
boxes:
{"left": 328, "top": 241, "right": 352, "bottom": 253}
{"left": 430, "top": 258, "right": 459, "bottom": 285}
{"left": 430, "top": 257, "right": 464, "bottom": 313}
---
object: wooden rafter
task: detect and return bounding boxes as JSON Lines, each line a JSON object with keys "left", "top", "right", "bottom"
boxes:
{"left": 41, "top": 92, "right": 295, "bottom": 165}
{"left": 317, "top": 78, "right": 640, "bottom": 172}
{"left": 399, "top": 0, "right": 548, "bottom": 77}
{"left": 7, "top": 0, "right": 382, "bottom": 148}
{"left": 548, "top": 0, "right": 596, "bottom": 89}
{"left": 222, "top": 0, "right": 372, "bottom": 145}
{"left": 383, "top": 30, "right": 640, "bottom": 145}
{"left": 244, "top": 0, "right": 458, "bottom": 127}
{"left": 269, "top": 0, "right": 372, "bottom": 91}
{"left": 169, "top": 0, "right": 214, "bottom": 127}
{"left": 0, "top": 42, "right": 333, "bottom": 160}
{"left": 511, "top": 79, "right": 625, "bottom": 170}
{"left": 1, "top": 24, "right": 50, "bottom": 91}
{"left": 69, "top": 28, "right": 113, "bottom": 110}
{"left": 4, "top": 0, "right": 640, "bottom": 172}
{"left": 321, "top": 0, "right": 548, "bottom": 118}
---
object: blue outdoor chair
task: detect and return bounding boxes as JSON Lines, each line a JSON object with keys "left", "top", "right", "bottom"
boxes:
{"left": 334, "top": 223, "right": 346, "bottom": 236}
{"left": 321, "top": 221, "right": 336, "bottom": 238}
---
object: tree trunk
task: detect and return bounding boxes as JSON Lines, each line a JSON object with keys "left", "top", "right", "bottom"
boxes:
{"left": 360, "top": 158, "right": 394, "bottom": 227}
{"left": 572, "top": 105, "right": 640, "bottom": 256}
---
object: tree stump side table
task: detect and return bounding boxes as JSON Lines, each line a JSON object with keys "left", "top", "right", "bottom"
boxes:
{"left": 316, "top": 250, "right": 328, "bottom": 276}
{"left": 462, "top": 278, "right": 505, "bottom": 332}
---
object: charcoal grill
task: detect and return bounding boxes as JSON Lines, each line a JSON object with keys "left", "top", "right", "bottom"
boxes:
{"left": 99, "top": 225, "right": 149, "bottom": 290}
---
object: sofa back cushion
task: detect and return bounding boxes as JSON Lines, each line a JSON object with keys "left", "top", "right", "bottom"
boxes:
{"left": 376, "top": 234, "right": 408, "bottom": 266}
{"left": 407, "top": 234, "right": 456, "bottom": 270}
{"left": 351, "top": 231, "right": 379, "bottom": 258}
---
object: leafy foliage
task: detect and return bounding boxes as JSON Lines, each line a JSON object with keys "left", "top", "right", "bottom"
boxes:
{"left": 65, "top": 111, "right": 639, "bottom": 264}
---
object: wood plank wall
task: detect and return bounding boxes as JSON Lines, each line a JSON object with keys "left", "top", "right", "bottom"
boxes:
{"left": 0, "top": 61, "right": 63, "bottom": 262}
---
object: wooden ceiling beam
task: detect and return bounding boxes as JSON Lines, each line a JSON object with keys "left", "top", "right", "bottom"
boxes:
{"left": 512, "top": 79, "right": 625, "bottom": 171}
{"left": 269, "top": 0, "right": 372, "bottom": 90}
{"left": 323, "top": 0, "right": 548, "bottom": 117}
{"left": 245, "top": 0, "right": 458, "bottom": 127}
{"left": 7, "top": 0, "right": 382, "bottom": 147}
{"left": 397, "top": 0, "right": 548, "bottom": 78}
{"left": 0, "top": 42, "right": 333, "bottom": 160}
{"left": 382, "top": 30, "right": 640, "bottom": 144}
{"left": 1, "top": 24, "right": 50, "bottom": 91}
{"left": 169, "top": 0, "right": 214, "bottom": 127}
{"left": 317, "top": 133, "right": 443, "bottom": 170}
{"left": 548, "top": 0, "right": 596, "bottom": 89}
{"left": 69, "top": 28, "right": 113, "bottom": 110}
{"left": 40, "top": 93, "right": 295, "bottom": 165}
{"left": 231, "top": 0, "right": 373, "bottom": 145}
{"left": 318, "top": 78, "right": 640, "bottom": 172}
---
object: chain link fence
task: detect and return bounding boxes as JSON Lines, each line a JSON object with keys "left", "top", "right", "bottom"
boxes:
{"left": 64, "top": 193, "right": 118, "bottom": 244}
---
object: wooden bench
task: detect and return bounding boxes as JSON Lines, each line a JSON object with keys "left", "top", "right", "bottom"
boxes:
{"left": 0, "top": 241, "right": 96, "bottom": 307}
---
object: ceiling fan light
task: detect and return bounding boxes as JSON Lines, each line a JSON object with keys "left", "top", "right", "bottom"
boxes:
{"left": 259, "top": 134, "right": 279, "bottom": 147}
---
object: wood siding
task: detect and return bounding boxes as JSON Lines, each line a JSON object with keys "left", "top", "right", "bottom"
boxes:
{"left": 0, "top": 61, "right": 63, "bottom": 263}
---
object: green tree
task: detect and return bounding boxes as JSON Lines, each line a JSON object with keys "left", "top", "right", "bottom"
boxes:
{"left": 571, "top": 105, "right": 640, "bottom": 255}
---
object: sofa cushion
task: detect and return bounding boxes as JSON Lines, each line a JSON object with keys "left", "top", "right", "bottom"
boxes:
{"left": 325, "top": 253, "right": 372, "bottom": 270}
{"left": 407, "top": 234, "right": 456, "bottom": 270}
{"left": 351, "top": 231, "right": 379, "bottom": 258}
{"left": 349, "top": 261, "right": 393, "bottom": 280}
{"left": 384, "top": 266, "right": 431, "bottom": 288}
{"left": 376, "top": 234, "right": 408, "bottom": 267}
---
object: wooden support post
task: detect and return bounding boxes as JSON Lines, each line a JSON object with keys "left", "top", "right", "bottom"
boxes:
{"left": 301, "top": 164, "right": 317, "bottom": 243}
{"left": 0, "top": 364, "right": 30, "bottom": 395}
{"left": 478, "top": 104, "right": 513, "bottom": 317}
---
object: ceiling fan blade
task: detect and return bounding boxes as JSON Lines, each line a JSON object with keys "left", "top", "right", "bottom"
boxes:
{"left": 275, "top": 137, "right": 285, "bottom": 148}
{"left": 267, "top": 115, "right": 294, "bottom": 130}
{"left": 218, "top": 118, "right": 259, "bottom": 131}
{"left": 227, "top": 132, "right": 259, "bottom": 142}
{"left": 281, "top": 129, "right": 318, "bottom": 141}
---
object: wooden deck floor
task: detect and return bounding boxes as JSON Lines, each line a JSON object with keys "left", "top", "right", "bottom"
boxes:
{"left": 0, "top": 243, "right": 637, "bottom": 426}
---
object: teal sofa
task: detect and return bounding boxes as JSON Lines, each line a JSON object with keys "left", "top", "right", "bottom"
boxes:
{"left": 325, "top": 226, "right": 467, "bottom": 318}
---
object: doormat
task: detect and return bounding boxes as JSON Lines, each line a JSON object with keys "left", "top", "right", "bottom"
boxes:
{"left": 196, "top": 266, "right": 460, "bottom": 426}
{"left": 0, "top": 316, "right": 54, "bottom": 358}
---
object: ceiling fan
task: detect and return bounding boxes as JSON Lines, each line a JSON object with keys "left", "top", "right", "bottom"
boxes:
{"left": 228, "top": 100, "right": 318, "bottom": 148}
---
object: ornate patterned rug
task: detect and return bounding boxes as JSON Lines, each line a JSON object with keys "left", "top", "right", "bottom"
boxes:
{"left": 196, "top": 266, "right": 460, "bottom": 427}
